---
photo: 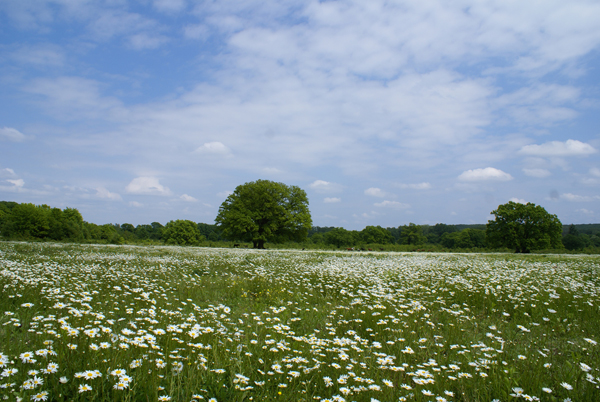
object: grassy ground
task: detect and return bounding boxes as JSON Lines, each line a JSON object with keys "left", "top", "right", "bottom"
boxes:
{"left": 1, "top": 242, "right": 599, "bottom": 402}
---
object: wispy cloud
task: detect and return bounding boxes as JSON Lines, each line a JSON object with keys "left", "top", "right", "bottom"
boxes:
{"left": 374, "top": 200, "right": 410, "bottom": 209}
{"left": 324, "top": 197, "right": 341, "bottom": 203}
{"left": 0, "top": 127, "right": 27, "bottom": 142}
{"left": 519, "top": 139, "right": 596, "bottom": 157}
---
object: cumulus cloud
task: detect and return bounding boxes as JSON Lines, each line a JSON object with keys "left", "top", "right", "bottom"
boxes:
{"left": 519, "top": 139, "right": 596, "bottom": 157}
{"left": 523, "top": 168, "right": 551, "bottom": 178}
{"left": 458, "top": 167, "right": 513, "bottom": 182}
{"left": 0, "top": 127, "right": 27, "bottom": 142}
{"left": 364, "top": 187, "right": 387, "bottom": 197}
{"left": 95, "top": 187, "right": 122, "bottom": 200}
{"left": 194, "top": 141, "right": 232, "bottom": 156}
{"left": 180, "top": 194, "right": 198, "bottom": 202}
{"left": 509, "top": 197, "right": 527, "bottom": 204}
{"left": 309, "top": 180, "right": 342, "bottom": 193}
{"left": 125, "top": 177, "right": 171, "bottom": 195}
{"left": 324, "top": 197, "right": 341, "bottom": 203}
{"left": 374, "top": 200, "right": 410, "bottom": 209}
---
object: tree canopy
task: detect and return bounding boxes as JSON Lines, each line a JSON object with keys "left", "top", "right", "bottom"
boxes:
{"left": 215, "top": 180, "right": 312, "bottom": 249}
{"left": 486, "top": 201, "right": 563, "bottom": 253}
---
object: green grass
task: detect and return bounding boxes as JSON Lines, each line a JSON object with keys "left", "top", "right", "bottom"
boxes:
{"left": 0, "top": 242, "right": 599, "bottom": 402}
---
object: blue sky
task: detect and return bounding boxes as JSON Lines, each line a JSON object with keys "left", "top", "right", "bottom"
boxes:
{"left": 1, "top": 0, "right": 600, "bottom": 230}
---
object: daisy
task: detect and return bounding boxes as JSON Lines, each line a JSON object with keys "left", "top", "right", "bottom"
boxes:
{"left": 561, "top": 382, "right": 573, "bottom": 390}
{"left": 30, "top": 391, "right": 49, "bottom": 401}
{"left": 78, "top": 384, "right": 92, "bottom": 393}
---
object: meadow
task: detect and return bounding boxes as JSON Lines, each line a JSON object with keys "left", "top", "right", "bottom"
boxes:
{"left": 0, "top": 242, "right": 598, "bottom": 402}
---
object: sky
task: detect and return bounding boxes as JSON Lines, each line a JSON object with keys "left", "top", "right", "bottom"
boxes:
{"left": 1, "top": 0, "right": 600, "bottom": 230}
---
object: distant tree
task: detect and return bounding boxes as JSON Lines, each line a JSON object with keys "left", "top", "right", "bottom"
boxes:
{"left": 486, "top": 202, "right": 562, "bottom": 253}
{"left": 360, "top": 225, "right": 393, "bottom": 244}
{"left": 215, "top": 180, "right": 312, "bottom": 249}
{"left": 5, "top": 203, "right": 50, "bottom": 239}
{"left": 399, "top": 223, "right": 427, "bottom": 245}
{"left": 163, "top": 220, "right": 204, "bottom": 246}
{"left": 324, "top": 227, "right": 358, "bottom": 248}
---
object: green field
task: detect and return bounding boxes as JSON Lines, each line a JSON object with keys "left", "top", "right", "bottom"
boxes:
{"left": 1, "top": 242, "right": 599, "bottom": 402}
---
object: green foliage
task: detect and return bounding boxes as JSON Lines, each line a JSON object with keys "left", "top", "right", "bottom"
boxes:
{"left": 163, "top": 219, "right": 205, "bottom": 246}
{"left": 215, "top": 180, "right": 312, "bottom": 249}
{"left": 487, "top": 201, "right": 563, "bottom": 253}
{"left": 360, "top": 225, "right": 393, "bottom": 244}
{"left": 323, "top": 227, "right": 358, "bottom": 248}
{"left": 399, "top": 223, "right": 427, "bottom": 245}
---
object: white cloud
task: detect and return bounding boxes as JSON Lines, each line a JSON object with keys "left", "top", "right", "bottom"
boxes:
{"left": 374, "top": 200, "right": 410, "bottom": 209}
{"left": 396, "top": 182, "right": 431, "bottom": 190}
{"left": 0, "top": 127, "right": 27, "bottom": 142}
{"left": 576, "top": 208, "right": 593, "bottom": 215}
{"left": 180, "top": 194, "right": 197, "bottom": 202}
{"left": 509, "top": 197, "right": 527, "bottom": 204}
{"left": 95, "top": 187, "right": 122, "bottom": 200}
{"left": 523, "top": 168, "right": 551, "bottom": 178}
{"left": 1, "top": 168, "right": 17, "bottom": 178}
{"left": 458, "top": 167, "right": 513, "bottom": 182}
{"left": 194, "top": 141, "right": 232, "bottom": 156}
{"left": 364, "top": 187, "right": 387, "bottom": 197}
{"left": 7, "top": 179, "right": 24, "bottom": 188}
{"left": 309, "top": 180, "right": 342, "bottom": 193}
{"left": 125, "top": 177, "right": 171, "bottom": 195}
{"left": 324, "top": 197, "right": 341, "bottom": 203}
{"left": 129, "top": 201, "right": 144, "bottom": 208}
{"left": 590, "top": 168, "right": 600, "bottom": 178}
{"left": 560, "top": 193, "right": 600, "bottom": 202}
{"left": 519, "top": 139, "right": 596, "bottom": 157}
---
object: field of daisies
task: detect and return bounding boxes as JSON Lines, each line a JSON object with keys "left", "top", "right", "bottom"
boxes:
{"left": 1, "top": 242, "right": 599, "bottom": 402}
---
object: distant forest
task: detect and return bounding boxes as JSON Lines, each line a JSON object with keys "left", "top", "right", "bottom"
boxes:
{"left": 1, "top": 201, "right": 599, "bottom": 252}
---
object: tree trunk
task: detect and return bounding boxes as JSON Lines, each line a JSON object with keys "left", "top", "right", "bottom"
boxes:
{"left": 253, "top": 239, "right": 266, "bottom": 249}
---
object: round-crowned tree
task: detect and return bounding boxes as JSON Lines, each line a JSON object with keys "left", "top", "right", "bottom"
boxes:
{"left": 215, "top": 180, "right": 312, "bottom": 249}
{"left": 486, "top": 201, "right": 563, "bottom": 253}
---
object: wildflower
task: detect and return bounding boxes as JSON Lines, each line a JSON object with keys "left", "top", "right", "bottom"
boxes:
{"left": 382, "top": 379, "right": 393, "bottom": 387}
{"left": 208, "top": 398, "right": 218, "bottom": 402}
{"left": 544, "top": 363, "right": 552, "bottom": 368}
{"left": 436, "top": 397, "right": 447, "bottom": 402}
{"left": 580, "top": 363, "right": 592, "bottom": 372}
{"left": 44, "top": 363, "right": 58, "bottom": 374}
{"left": 158, "top": 396, "right": 171, "bottom": 401}
{"left": 518, "top": 355, "right": 527, "bottom": 360}
{"left": 20, "top": 352, "right": 35, "bottom": 363}
{"left": 114, "top": 381, "right": 129, "bottom": 390}
{"left": 110, "top": 369, "right": 127, "bottom": 377}
{"left": 1, "top": 368, "right": 18, "bottom": 377}
{"left": 561, "top": 382, "right": 573, "bottom": 390}
{"left": 59, "top": 377, "right": 68, "bottom": 384}
{"left": 324, "top": 376, "right": 334, "bottom": 387}
{"left": 30, "top": 391, "right": 49, "bottom": 401}
{"left": 78, "top": 384, "right": 92, "bottom": 393}
{"left": 583, "top": 338, "right": 597, "bottom": 345}
{"left": 422, "top": 390, "right": 434, "bottom": 396}
{"left": 21, "top": 303, "right": 34, "bottom": 308}
{"left": 444, "top": 390, "right": 454, "bottom": 397}
{"left": 542, "top": 387, "right": 552, "bottom": 393}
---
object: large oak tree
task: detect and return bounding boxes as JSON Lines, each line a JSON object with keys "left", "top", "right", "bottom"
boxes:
{"left": 486, "top": 201, "right": 563, "bottom": 253}
{"left": 215, "top": 180, "right": 312, "bottom": 249}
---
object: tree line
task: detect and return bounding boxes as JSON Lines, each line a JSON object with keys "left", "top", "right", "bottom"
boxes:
{"left": 2, "top": 200, "right": 599, "bottom": 252}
